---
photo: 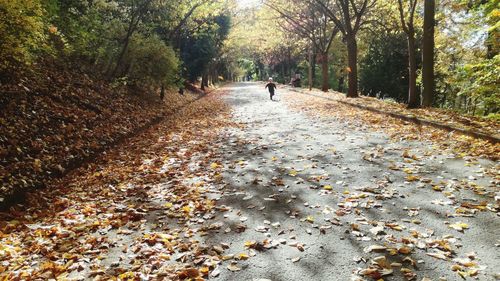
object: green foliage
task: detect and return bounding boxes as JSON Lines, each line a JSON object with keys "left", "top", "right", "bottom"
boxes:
{"left": 0, "top": 0, "right": 231, "bottom": 90}
{"left": 485, "top": 112, "right": 500, "bottom": 121}
{"left": 433, "top": 0, "right": 499, "bottom": 115}
{"left": 0, "top": 0, "right": 46, "bottom": 75}
{"left": 457, "top": 55, "right": 500, "bottom": 114}
{"left": 182, "top": 33, "right": 218, "bottom": 81}
{"left": 126, "top": 34, "right": 179, "bottom": 87}
{"left": 181, "top": 14, "right": 231, "bottom": 81}
{"left": 238, "top": 59, "right": 256, "bottom": 78}
{"left": 44, "top": 0, "right": 107, "bottom": 58}
{"left": 360, "top": 32, "right": 416, "bottom": 102}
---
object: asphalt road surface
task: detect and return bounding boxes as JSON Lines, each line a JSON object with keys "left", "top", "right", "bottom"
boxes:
{"left": 207, "top": 82, "right": 499, "bottom": 281}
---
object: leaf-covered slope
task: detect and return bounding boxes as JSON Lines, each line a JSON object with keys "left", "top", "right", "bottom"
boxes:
{"left": 0, "top": 65, "right": 201, "bottom": 205}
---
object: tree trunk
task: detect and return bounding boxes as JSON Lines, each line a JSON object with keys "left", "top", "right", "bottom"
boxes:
{"left": 281, "top": 63, "right": 285, "bottom": 84}
{"left": 109, "top": 0, "right": 151, "bottom": 80}
{"left": 308, "top": 47, "right": 313, "bottom": 91}
{"left": 407, "top": 33, "right": 419, "bottom": 108}
{"left": 312, "top": 51, "right": 317, "bottom": 87}
{"left": 201, "top": 71, "right": 209, "bottom": 91}
{"left": 109, "top": 31, "right": 132, "bottom": 79}
{"left": 321, "top": 52, "right": 329, "bottom": 92}
{"left": 346, "top": 37, "right": 358, "bottom": 98}
{"left": 422, "top": 0, "right": 435, "bottom": 107}
{"left": 485, "top": 29, "right": 498, "bottom": 59}
{"left": 288, "top": 48, "right": 292, "bottom": 78}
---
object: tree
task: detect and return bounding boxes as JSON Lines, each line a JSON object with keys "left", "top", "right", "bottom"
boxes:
{"left": 396, "top": 0, "right": 419, "bottom": 108}
{"left": 266, "top": 0, "right": 339, "bottom": 91}
{"left": 360, "top": 31, "right": 410, "bottom": 102}
{"left": 421, "top": 0, "right": 434, "bottom": 107}
{"left": 314, "top": 0, "right": 376, "bottom": 97}
{"left": 109, "top": 0, "right": 155, "bottom": 79}
{"left": 0, "top": 0, "right": 46, "bottom": 78}
{"left": 180, "top": 13, "right": 231, "bottom": 89}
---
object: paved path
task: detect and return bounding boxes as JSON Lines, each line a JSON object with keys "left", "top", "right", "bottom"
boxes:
{"left": 207, "top": 82, "right": 498, "bottom": 281}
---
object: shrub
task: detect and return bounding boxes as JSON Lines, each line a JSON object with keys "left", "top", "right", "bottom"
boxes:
{"left": 125, "top": 34, "right": 179, "bottom": 87}
{"left": 0, "top": 0, "right": 47, "bottom": 77}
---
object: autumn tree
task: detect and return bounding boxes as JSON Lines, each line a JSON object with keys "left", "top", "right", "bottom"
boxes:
{"left": 266, "top": 0, "right": 339, "bottom": 91}
{"left": 0, "top": 0, "right": 46, "bottom": 79}
{"left": 313, "top": 0, "right": 376, "bottom": 97}
{"left": 109, "top": 0, "right": 155, "bottom": 79}
{"left": 396, "top": 0, "right": 420, "bottom": 108}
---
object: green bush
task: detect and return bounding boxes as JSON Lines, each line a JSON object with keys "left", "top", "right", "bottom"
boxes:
{"left": 0, "top": 0, "right": 47, "bottom": 75}
{"left": 457, "top": 54, "right": 500, "bottom": 114}
{"left": 125, "top": 34, "right": 179, "bottom": 87}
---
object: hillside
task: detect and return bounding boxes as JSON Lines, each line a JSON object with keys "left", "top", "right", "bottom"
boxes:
{"left": 0, "top": 62, "right": 203, "bottom": 207}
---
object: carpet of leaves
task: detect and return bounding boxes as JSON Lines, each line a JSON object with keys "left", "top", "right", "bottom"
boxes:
{"left": 0, "top": 91, "right": 236, "bottom": 280}
{"left": 284, "top": 88, "right": 500, "bottom": 161}
{"left": 0, "top": 65, "right": 201, "bottom": 204}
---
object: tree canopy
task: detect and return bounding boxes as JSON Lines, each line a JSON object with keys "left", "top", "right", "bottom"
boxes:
{"left": 0, "top": 0, "right": 498, "bottom": 116}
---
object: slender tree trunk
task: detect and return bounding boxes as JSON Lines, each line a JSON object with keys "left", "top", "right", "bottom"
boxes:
{"left": 321, "top": 52, "right": 329, "bottom": 92}
{"left": 201, "top": 71, "right": 209, "bottom": 91}
{"left": 288, "top": 48, "right": 292, "bottom": 78}
{"left": 308, "top": 47, "right": 313, "bottom": 91}
{"left": 281, "top": 63, "right": 285, "bottom": 83}
{"left": 346, "top": 37, "right": 358, "bottom": 98}
{"left": 422, "top": 0, "right": 435, "bottom": 107}
{"left": 109, "top": 0, "right": 151, "bottom": 79}
{"left": 407, "top": 32, "right": 419, "bottom": 108}
{"left": 312, "top": 51, "right": 317, "bottom": 87}
{"left": 109, "top": 30, "right": 133, "bottom": 79}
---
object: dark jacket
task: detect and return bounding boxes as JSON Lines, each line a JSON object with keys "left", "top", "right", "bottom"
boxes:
{"left": 265, "top": 82, "right": 277, "bottom": 93}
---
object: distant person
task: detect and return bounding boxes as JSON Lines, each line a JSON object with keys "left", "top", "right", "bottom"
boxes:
{"left": 265, "top": 77, "right": 277, "bottom": 100}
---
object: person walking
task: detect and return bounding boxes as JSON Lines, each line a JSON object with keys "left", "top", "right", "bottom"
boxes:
{"left": 265, "top": 77, "right": 277, "bottom": 100}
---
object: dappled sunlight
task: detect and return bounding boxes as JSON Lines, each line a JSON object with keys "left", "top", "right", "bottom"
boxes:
{"left": 0, "top": 0, "right": 498, "bottom": 280}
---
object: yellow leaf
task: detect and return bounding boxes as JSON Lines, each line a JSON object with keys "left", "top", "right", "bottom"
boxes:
{"left": 458, "top": 270, "right": 468, "bottom": 278}
{"left": 449, "top": 222, "right": 469, "bottom": 231}
{"left": 244, "top": 241, "right": 256, "bottom": 248}
{"left": 323, "top": 185, "right": 333, "bottom": 190}
{"left": 468, "top": 269, "right": 478, "bottom": 276}
{"left": 406, "top": 175, "right": 419, "bottom": 182}
{"left": 33, "top": 159, "right": 42, "bottom": 172}
{"left": 118, "top": 272, "right": 136, "bottom": 280}
{"left": 432, "top": 185, "right": 443, "bottom": 191}
{"left": 306, "top": 216, "right": 314, "bottom": 223}
{"left": 158, "top": 253, "right": 170, "bottom": 260}
{"left": 210, "top": 162, "right": 220, "bottom": 169}
{"left": 238, "top": 253, "right": 249, "bottom": 260}
{"left": 403, "top": 168, "right": 413, "bottom": 174}
{"left": 200, "top": 266, "right": 210, "bottom": 275}
{"left": 182, "top": 205, "right": 191, "bottom": 213}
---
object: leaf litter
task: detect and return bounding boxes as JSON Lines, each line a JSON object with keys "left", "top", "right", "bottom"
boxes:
{"left": 1, "top": 85, "right": 499, "bottom": 281}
